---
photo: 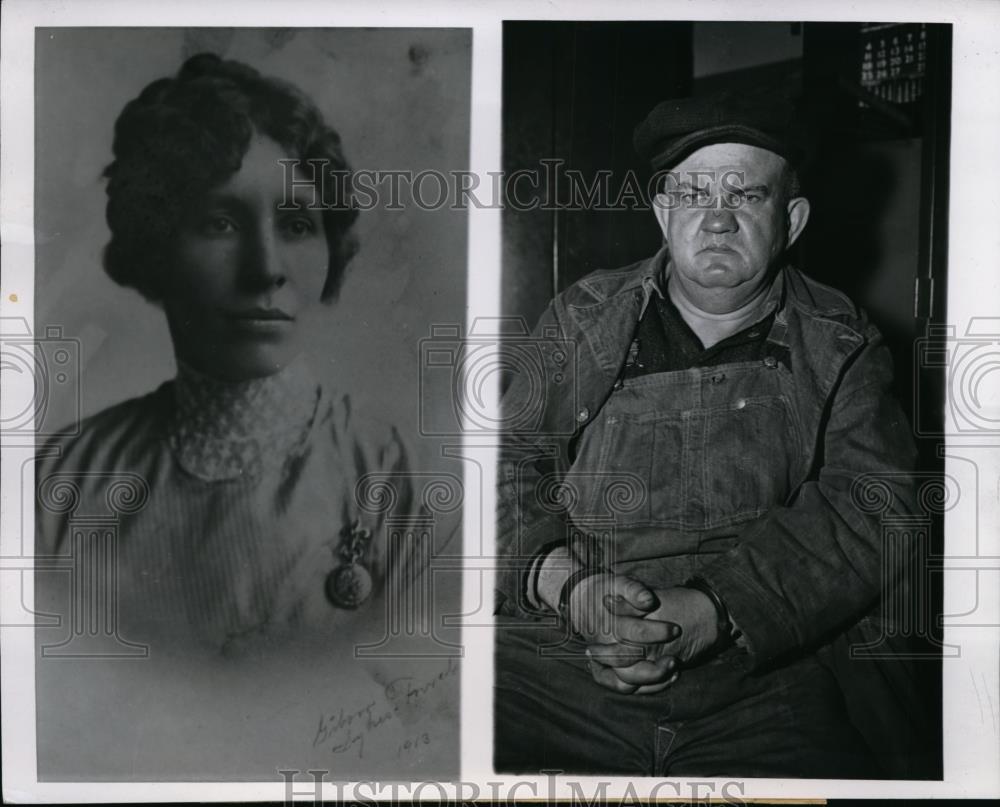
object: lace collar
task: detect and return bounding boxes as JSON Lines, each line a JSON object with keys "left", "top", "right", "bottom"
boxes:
{"left": 167, "top": 358, "right": 321, "bottom": 482}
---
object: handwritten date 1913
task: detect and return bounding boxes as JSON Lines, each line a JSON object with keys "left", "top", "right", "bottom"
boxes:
{"left": 312, "top": 661, "right": 456, "bottom": 760}
{"left": 397, "top": 732, "right": 431, "bottom": 758}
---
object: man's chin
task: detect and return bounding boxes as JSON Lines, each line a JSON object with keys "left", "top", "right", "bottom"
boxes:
{"left": 691, "top": 259, "right": 747, "bottom": 286}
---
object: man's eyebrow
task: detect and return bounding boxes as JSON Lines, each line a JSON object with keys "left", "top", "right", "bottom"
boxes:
{"left": 731, "top": 183, "right": 771, "bottom": 195}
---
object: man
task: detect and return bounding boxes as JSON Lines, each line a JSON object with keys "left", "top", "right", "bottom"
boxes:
{"left": 494, "top": 90, "right": 927, "bottom": 778}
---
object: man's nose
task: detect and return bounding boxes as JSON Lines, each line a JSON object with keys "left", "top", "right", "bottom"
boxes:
{"left": 699, "top": 205, "right": 738, "bottom": 234}
{"left": 242, "top": 225, "right": 287, "bottom": 289}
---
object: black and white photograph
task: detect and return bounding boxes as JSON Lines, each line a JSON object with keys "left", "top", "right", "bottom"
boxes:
{"left": 26, "top": 26, "right": 469, "bottom": 781}
{"left": 1, "top": 1, "right": 999, "bottom": 803}
{"left": 494, "top": 19, "right": 951, "bottom": 779}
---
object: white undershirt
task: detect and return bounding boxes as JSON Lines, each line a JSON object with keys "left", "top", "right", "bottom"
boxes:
{"left": 667, "top": 272, "right": 773, "bottom": 349}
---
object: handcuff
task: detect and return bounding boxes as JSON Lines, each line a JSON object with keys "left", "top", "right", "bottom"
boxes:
{"left": 683, "top": 575, "right": 741, "bottom": 658}
{"left": 560, "top": 570, "right": 739, "bottom": 660}
{"left": 547, "top": 558, "right": 738, "bottom": 662}
{"left": 557, "top": 566, "right": 612, "bottom": 626}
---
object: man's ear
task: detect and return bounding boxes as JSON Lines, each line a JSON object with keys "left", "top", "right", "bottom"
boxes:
{"left": 785, "top": 196, "right": 810, "bottom": 248}
{"left": 653, "top": 192, "right": 671, "bottom": 242}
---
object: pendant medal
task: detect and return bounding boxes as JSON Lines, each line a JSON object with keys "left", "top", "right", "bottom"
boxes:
{"left": 325, "top": 519, "right": 373, "bottom": 609}
{"left": 325, "top": 563, "right": 373, "bottom": 610}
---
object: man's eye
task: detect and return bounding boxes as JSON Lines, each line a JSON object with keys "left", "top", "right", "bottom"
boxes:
{"left": 680, "top": 189, "right": 710, "bottom": 203}
{"left": 745, "top": 193, "right": 762, "bottom": 203}
{"left": 199, "top": 215, "right": 238, "bottom": 235}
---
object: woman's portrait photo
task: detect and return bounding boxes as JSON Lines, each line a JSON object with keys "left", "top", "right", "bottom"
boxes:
{"left": 31, "top": 27, "right": 469, "bottom": 781}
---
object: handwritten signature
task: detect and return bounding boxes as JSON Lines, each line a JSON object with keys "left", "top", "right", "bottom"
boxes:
{"left": 312, "top": 700, "right": 395, "bottom": 757}
{"left": 311, "top": 658, "right": 457, "bottom": 759}
{"left": 384, "top": 656, "right": 459, "bottom": 704}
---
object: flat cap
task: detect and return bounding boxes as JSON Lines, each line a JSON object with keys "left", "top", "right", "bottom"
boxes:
{"left": 633, "top": 84, "right": 806, "bottom": 171}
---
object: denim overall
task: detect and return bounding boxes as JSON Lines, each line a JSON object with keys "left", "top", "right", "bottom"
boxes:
{"left": 494, "top": 282, "right": 871, "bottom": 776}
{"left": 563, "top": 277, "right": 801, "bottom": 581}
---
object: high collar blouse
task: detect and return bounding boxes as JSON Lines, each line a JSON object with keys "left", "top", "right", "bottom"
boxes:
{"left": 35, "top": 358, "right": 432, "bottom": 653}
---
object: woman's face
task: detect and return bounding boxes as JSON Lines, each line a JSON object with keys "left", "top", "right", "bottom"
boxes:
{"left": 163, "top": 135, "right": 330, "bottom": 381}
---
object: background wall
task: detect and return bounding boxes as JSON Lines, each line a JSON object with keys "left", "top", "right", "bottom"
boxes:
{"left": 501, "top": 22, "right": 693, "bottom": 331}
{"left": 35, "top": 27, "right": 470, "bottom": 471}
{"left": 693, "top": 20, "right": 803, "bottom": 78}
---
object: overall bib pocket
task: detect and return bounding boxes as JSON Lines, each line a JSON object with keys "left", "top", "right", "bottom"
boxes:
{"left": 568, "top": 408, "right": 691, "bottom": 529}
{"left": 564, "top": 365, "right": 803, "bottom": 532}
{"left": 697, "top": 393, "right": 803, "bottom": 529}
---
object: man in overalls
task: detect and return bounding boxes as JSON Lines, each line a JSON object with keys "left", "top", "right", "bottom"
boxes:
{"left": 494, "top": 90, "right": 926, "bottom": 778}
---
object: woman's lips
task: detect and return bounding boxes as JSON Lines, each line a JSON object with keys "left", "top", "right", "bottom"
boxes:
{"left": 227, "top": 308, "right": 294, "bottom": 335}
{"left": 230, "top": 307, "right": 293, "bottom": 320}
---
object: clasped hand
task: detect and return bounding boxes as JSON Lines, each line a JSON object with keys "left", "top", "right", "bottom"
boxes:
{"left": 567, "top": 574, "right": 719, "bottom": 695}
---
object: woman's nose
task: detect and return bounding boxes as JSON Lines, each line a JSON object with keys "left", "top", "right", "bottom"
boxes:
{"left": 700, "top": 205, "right": 738, "bottom": 234}
{"left": 242, "top": 226, "right": 287, "bottom": 289}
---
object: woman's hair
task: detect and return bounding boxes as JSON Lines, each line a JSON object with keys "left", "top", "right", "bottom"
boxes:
{"left": 103, "top": 52, "right": 358, "bottom": 302}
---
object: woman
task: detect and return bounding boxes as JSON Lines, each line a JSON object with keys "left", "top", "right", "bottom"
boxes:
{"left": 35, "top": 53, "right": 457, "bottom": 777}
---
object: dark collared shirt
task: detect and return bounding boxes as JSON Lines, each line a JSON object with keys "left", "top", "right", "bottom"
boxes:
{"left": 622, "top": 285, "right": 789, "bottom": 378}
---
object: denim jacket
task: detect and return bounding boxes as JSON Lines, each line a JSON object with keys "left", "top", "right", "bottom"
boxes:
{"left": 496, "top": 247, "right": 930, "bottom": 776}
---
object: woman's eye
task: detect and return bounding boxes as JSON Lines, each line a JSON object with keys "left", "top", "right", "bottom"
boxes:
{"left": 281, "top": 217, "right": 317, "bottom": 238}
{"left": 199, "top": 215, "right": 237, "bottom": 236}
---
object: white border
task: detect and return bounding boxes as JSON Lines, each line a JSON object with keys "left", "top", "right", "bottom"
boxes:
{"left": 2, "top": 0, "right": 999, "bottom": 801}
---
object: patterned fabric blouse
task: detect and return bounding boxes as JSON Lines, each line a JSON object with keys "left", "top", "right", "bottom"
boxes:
{"left": 34, "top": 360, "right": 460, "bottom": 780}
{"left": 35, "top": 358, "right": 424, "bottom": 654}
